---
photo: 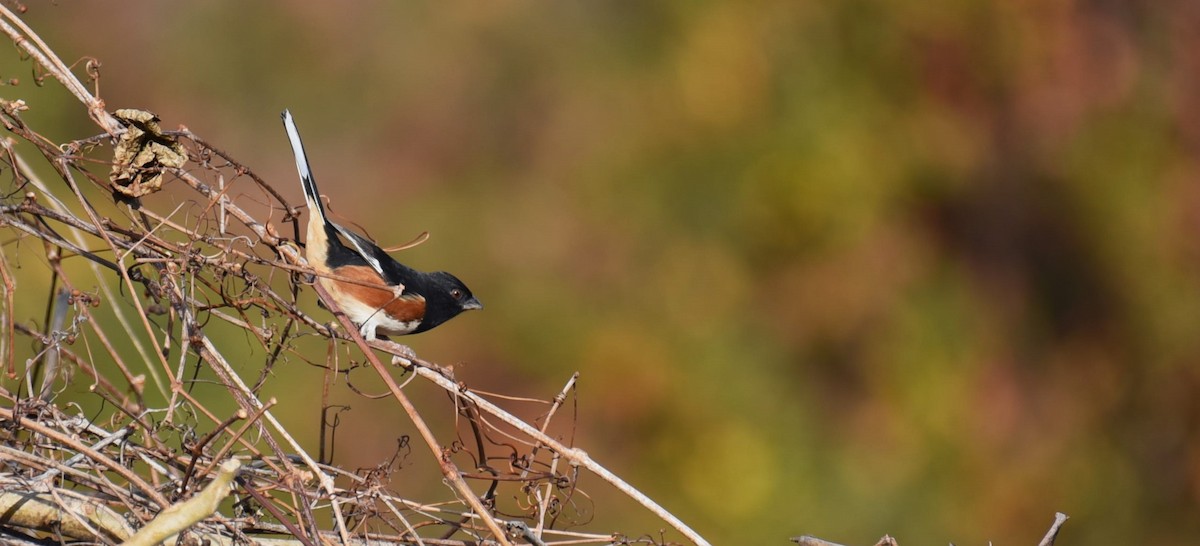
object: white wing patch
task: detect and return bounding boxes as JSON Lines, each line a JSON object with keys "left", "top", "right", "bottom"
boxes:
{"left": 335, "top": 224, "right": 386, "bottom": 277}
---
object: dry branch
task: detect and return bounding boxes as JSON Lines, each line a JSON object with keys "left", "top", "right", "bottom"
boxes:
{"left": 122, "top": 459, "right": 240, "bottom": 546}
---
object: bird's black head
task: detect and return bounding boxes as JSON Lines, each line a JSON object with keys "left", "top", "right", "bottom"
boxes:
{"left": 414, "top": 271, "right": 481, "bottom": 333}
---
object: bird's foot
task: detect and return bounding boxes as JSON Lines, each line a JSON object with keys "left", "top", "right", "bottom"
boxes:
{"left": 377, "top": 338, "right": 418, "bottom": 360}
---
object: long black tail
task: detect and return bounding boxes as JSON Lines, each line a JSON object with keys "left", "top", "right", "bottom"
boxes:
{"left": 281, "top": 110, "right": 327, "bottom": 226}
{"left": 281, "top": 110, "right": 386, "bottom": 275}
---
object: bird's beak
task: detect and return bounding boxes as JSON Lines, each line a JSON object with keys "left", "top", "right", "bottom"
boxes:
{"left": 462, "top": 297, "right": 483, "bottom": 311}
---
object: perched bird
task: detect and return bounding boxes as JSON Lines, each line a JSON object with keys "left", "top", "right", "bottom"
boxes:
{"left": 282, "top": 110, "right": 481, "bottom": 339}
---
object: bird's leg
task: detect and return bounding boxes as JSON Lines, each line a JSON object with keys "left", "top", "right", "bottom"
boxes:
{"left": 358, "top": 321, "right": 377, "bottom": 341}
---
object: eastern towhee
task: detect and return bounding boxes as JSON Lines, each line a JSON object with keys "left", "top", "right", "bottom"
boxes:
{"left": 282, "top": 110, "right": 482, "bottom": 339}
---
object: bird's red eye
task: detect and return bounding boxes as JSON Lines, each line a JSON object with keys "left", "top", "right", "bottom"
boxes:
{"left": 450, "top": 289, "right": 463, "bottom": 300}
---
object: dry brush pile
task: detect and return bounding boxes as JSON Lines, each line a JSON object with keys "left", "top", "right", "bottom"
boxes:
{"left": 0, "top": 6, "right": 709, "bottom": 546}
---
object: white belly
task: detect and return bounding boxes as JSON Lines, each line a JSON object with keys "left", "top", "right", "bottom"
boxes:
{"left": 322, "top": 279, "right": 421, "bottom": 338}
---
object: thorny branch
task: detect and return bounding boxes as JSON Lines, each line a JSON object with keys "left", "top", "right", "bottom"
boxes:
{"left": 0, "top": 5, "right": 708, "bottom": 546}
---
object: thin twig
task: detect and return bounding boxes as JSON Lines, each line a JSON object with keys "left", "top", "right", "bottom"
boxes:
{"left": 0, "top": 5, "right": 121, "bottom": 133}
{"left": 387, "top": 353, "right": 711, "bottom": 546}
{"left": 1037, "top": 512, "right": 1069, "bottom": 546}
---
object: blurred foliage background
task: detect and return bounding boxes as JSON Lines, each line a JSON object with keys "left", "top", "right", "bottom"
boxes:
{"left": 2, "top": 1, "right": 1198, "bottom": 544}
